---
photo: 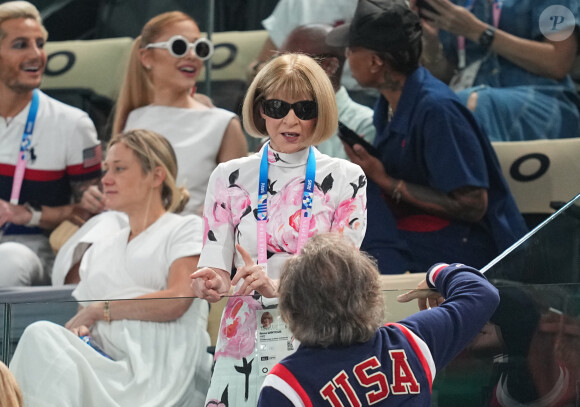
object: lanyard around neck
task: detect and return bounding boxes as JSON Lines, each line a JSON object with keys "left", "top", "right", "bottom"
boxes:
{"left": 256, "top": 142, "right": 316, "bottom": 265}
{"left": 457, "top": 0, "right": 503, "bottom": 69}
{"left": 10, "top": 89, "right": 39, "bottom": 204}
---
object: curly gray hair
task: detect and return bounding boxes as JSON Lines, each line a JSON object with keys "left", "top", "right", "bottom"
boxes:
{"left": 278, "top": 233, "right": 384, "bottom": 347}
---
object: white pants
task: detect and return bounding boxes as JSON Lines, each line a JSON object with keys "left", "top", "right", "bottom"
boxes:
{"left": 0, "top": 234, "right": 52, "bottom": 286}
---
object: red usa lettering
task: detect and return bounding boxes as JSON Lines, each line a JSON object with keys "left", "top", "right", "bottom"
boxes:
{"left": 319, "top": 352, "right": 420, "bottom": 406}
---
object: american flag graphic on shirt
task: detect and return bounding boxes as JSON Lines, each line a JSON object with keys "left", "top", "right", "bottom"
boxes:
{"left": 83, "top": 145, "right": 102, "bottom": 168}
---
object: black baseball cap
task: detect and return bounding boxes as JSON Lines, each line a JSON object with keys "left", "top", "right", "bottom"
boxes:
{"left": 327, "top": 0, "right": 422, "bottom": 52}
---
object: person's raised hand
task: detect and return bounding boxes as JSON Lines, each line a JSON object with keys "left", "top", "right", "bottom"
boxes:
{"left": 397, "top": 279, "right": 445, "bottom": 311}
{"left": 190, "top": 267, "right": 230, "bottom": 303}
{"left": 80, "top": 185, "right": 106, "bottom": 214}
{"left": 417, "top": 0, "right": 485, "bottom": 41}
{"left": 231, "top": 244, "right": 278, "bottom": 298}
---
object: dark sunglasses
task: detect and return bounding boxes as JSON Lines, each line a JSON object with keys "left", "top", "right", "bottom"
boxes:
{"left": 261, "top": 99, "right": 318, "bottom": 120}
{"left": 145, "top": 35, "right": 214, "bottom": 60}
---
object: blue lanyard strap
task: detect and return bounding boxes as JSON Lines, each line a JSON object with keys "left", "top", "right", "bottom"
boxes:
{"left": 257, "top": 144, "right": 270, "bottom": 222}
{"left": 10, "top": 89, "right": 39, "bottom": 205}
{"left": 257, "top": 143, "right": 316, "bottom": 264}
{"left": 22, "top": 88, "right": 39, "bottom": 152}
{"left": 302, "top": 148, "right": 316, "bottom": 210}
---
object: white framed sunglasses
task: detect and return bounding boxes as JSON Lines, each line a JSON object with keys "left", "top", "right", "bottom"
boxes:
{"left": 145, "top": 35, "right": 214, "bottom": 60}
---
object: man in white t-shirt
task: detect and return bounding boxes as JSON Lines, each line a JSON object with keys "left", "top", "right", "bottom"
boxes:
{"left": 0, "top": 1, "right": 101, "bottom": 286}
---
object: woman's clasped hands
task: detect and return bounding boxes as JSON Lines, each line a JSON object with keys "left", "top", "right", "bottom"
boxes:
{"left": 190, "top": 266, "right": 230, "bottom": 303}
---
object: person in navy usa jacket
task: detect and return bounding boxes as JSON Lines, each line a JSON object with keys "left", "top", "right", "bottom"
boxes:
{"left": 258, "top": 232, "right": 500, "bottom": 406}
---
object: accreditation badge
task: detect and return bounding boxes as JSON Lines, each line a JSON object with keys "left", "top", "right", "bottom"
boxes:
{"left": 256, "top": 308, "right": 299, "bottom": 376}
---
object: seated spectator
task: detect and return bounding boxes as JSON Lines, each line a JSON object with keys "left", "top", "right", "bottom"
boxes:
{"left": 81, "top": 10, "right": 248, "bottom": 218}
{"left": 416, "top": 0, "right": 580, "bottom": 142}
{"left": 328, "top": 0, "right": 528, "bottom": 273}
{"left": 280, "top": 23, "right": 376, "bottom": 160}
{"left": 279, "top": 24, "right": 411, "bottom": 274}
{"left": 58, "top": 10, "right": 249, "bottom": 284}
{"left": 0, "top": 1, "right": 101, "bottom": 287}
{"left": 9, "top": 129, "right": 212, "bottom": 407}
{"left": 0, "top": 361, "right": 22, "bottom": 407}
{"left": 257, "top": 233, "right": 500, "bottom": 406}
{"left": 248, "top": 0, "right": 379, "bottom": 107}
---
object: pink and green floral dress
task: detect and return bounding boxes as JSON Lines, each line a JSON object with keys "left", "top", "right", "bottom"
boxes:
{"left": 199, "top": 143, "right": 367, "bottom": 407}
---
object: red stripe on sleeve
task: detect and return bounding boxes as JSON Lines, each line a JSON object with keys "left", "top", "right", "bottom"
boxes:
{"left": 270, "top": 364, "right": 313, "bottom": 407}
{"left": 429, "top": 263, "right": 448, "bottom": 287}
{"left": 0, "top": 164, "right": 65, "bottom": 181}
{"left": 386, "top": 322, "right": 434, "bottom": 392}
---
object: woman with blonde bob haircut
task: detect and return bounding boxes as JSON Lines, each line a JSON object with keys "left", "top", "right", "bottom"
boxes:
{"left": 242, "top": 53, "right": 338, "bottom": 146}
{"left": 11, "top": 129, "right": 212, "bottom": 406}
{"left": 191, "top": 53, "right": 367, "bottom": 406}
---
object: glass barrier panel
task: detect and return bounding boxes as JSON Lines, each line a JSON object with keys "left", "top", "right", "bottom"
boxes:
{"left": 3, "top": 195, "right": 580, "bottom": 403}
{"left": 483, "top": 194, "right": 580, "bottom": 284}
{"left": 3, "top": 280, "right": 580, "bottom": 406}
{"left": 1, "top": 299, "right": 77, "bottom": 364}
{"left": 433, "top": 281, "right": 580, "bottom": 406}
{"left": 436, "top": 192, "right": 580, "bottom": 406}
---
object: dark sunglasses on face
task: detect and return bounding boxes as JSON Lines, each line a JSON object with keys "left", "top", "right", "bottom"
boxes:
{"left": 261, "top": 99, "right": 318, "bottom": 120}
{"left": 145, "top": 35, "right": 214, "bottom": 60}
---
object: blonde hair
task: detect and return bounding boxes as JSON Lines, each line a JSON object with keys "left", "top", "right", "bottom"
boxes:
{"left": 278, "top": 233, "right": 384, "bottom": 347}
{"left": 112, "top": 11, "right": 199, "bottom": 134}
{"left": 0, "top": 361, "right": 23, "bottom": 407}
{"left": 108, "top": 129, "right": 189, "bottom": 213}
{"left": 242, "top": 53, "right": 338, "bottom": 146}
{"left": 0, "top": 1, "right": 48, "bottom": 43}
